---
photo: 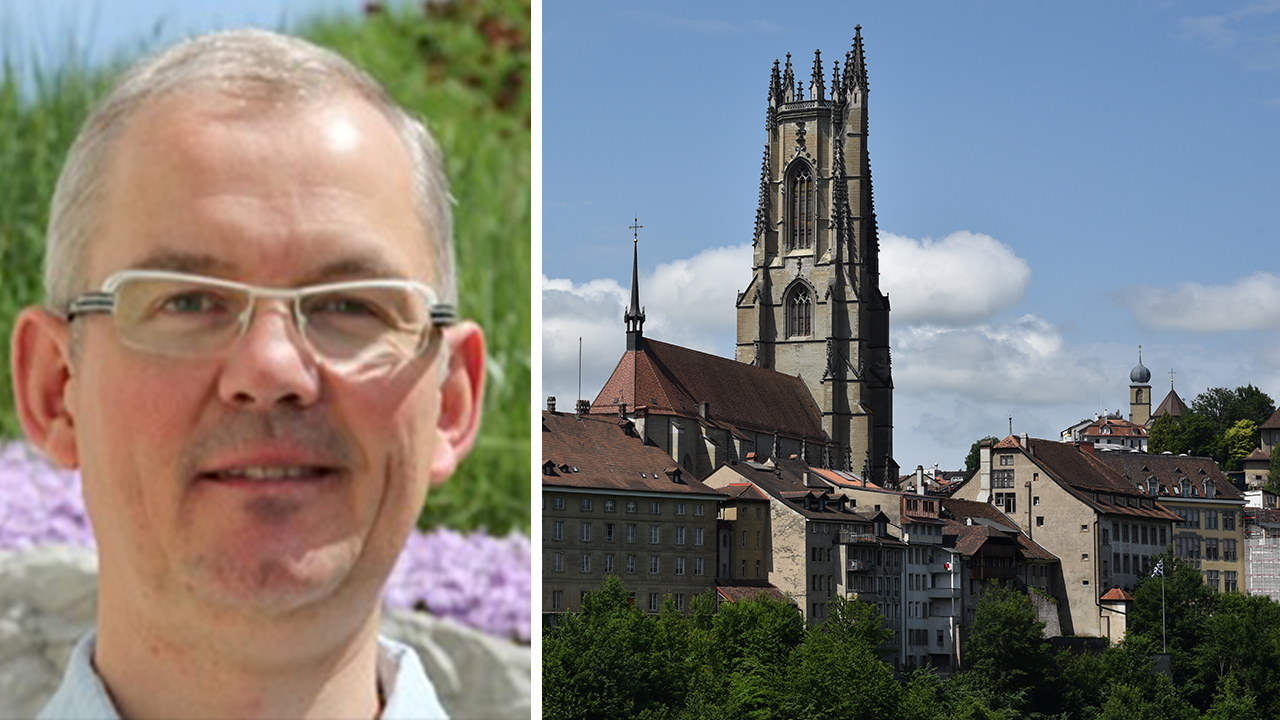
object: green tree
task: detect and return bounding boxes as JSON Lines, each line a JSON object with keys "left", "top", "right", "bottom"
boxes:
{"left": 965, "top": 436, "right": 1000, "bottom": 475}
{"left": 1191, "top": 592, "right": 1280, "bottom": 717}
{"left": 782, "top": 597, "right": 901, "bottom": 720}
{"left": 1204, "top": 676, "right": 1263, "bottom": 720}
{"left": 962, "top": 585, "right": 1053, "bottom": 713}
{"left": 543, "top": 576, "right": 681, "bottom": 719}
{"left": 1129, "top": 552, "right": 1216, "bottom": 694}
{"left": 1222, "top": 419, "right": 1260, "bottom": 471}
{"left": 1149, "top": 412, "right": 1179, "bottom": 455}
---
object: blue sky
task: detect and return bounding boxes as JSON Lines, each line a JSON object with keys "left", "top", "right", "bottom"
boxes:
{"left": 543, "top": 1, "right": 1280, "bottom": 471}
{"left": 0, "top": 0, "right": 361, "bottom": 78}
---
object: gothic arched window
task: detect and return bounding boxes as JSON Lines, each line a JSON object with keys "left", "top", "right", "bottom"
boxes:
{"left": 786, "top": 285, "right": 812, "bottom": 338}
{"left": 789, "top": 165, "right": 814, "bottom": 250}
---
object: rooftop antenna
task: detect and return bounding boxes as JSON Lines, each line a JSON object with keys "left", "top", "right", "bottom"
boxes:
{"left": 1009, "top": 415, "right": 1013, "bottom": 436}
{"left": 577, "top": 336, "right": 582, "bottom": 407}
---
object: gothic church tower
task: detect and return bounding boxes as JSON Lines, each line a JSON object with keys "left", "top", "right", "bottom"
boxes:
{"left": 735, "top": 27, "right": 896, "bottom": 484}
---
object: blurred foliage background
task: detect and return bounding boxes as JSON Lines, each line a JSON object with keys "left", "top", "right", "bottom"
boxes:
{"left": 0, "top": 0, "right": 531, "bottom": 534}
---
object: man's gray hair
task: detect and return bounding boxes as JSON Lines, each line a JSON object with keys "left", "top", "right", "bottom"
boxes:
{"left": 44, "top": 28, "right": 456, "bottom": 312}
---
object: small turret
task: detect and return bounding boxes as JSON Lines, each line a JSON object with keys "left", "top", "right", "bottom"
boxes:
{"left": 809, "top": 49, "right": 825, "bottom": 101}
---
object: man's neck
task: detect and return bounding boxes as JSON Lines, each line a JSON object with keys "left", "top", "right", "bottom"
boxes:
{"left": 94, "top": 600, "right": 383, "bottom": 720}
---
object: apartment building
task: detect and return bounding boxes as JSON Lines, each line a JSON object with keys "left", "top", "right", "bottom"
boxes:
{"left": 949, "top": 435, "right": 1177, "bottom": 636}
{"left": 541, "top": 409, "right": 724, "bottom": 623}
{"left": 1096, "top": 452, "right": 1246, "bottom": 593}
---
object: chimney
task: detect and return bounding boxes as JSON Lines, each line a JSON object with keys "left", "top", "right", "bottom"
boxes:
{"left": 546, "top": 396, "right": 556, "bottom": 413}
{"left": 575, "top": 399, "right": 590, "bottom": 416}
{"left": 1078, "top": 441, "right": 1095, "bottom": 457}
{"left": 1020, "top": 432, "right": 1029, "bottom": 448}
{"left": 916, "top": 465, "right": 925, "bottom": 496}
{"left": 976, "top": 440, "right": 992, "bottom": 503}
{"left": 697, "top": 401, "right": 710, "bottom": 420}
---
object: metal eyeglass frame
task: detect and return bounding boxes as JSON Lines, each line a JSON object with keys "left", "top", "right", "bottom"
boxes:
{"left": 65, "top": 269, "right": 456, "bottom": 359}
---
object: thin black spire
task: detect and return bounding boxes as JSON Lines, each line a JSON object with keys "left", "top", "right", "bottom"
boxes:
{"left": 625, "top": 217, "right": 645, "bottom": 350}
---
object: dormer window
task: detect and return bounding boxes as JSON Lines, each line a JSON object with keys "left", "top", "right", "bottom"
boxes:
{"left": 1205, "top": 480, "right": 1215, "bottom": 498}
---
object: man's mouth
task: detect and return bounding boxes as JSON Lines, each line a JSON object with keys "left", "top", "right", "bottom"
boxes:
{"left": 200, "top": 465, "right": 339, "bottom": 482}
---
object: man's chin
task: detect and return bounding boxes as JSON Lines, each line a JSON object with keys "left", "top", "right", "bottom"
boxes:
{"left": 184, "top": 540, "right": 365, "bottom": 617}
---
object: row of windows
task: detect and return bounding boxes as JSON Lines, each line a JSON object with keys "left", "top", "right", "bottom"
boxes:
{"left": 550, "top": 522, "right": 706, "bottom": 546}
{"left": 549, "top": 590, "right": 688, "bottom": 613}
{"left": 1174, "top": 536, "right": 1238, "bottom": 562}
{"left": 549, "top": 552, "right": 705, "bottom": 576}
{"left": 1101, "top": 522, "right": 1168, "bottom": 547}
{"left": 1174, "top": 508, "right": 1236, "bottom": 531}
{"left": 547, "top": 496, "right": 706, "bottom": 516}
{"left": 810, "top": 574, "right": 833, "bottom": 592}
{"left": 1207, "top": 570, "right": 1238, "bottom": 593}
{"left": 906, "top": 628, "right": 945, "bottom": 648}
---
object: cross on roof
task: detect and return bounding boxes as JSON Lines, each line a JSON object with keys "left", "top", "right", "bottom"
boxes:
{"left": 1169, "top": 368, "right": 1176, "bottom": 387}
{"left": 629, "top": 216, "right": 643, "bottom": 243}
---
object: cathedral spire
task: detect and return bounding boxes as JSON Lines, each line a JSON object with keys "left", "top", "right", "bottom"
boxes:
{"left": 809, "top": 49, "right": 825, "bottom": 101}
{"left": 624, "top": 217, "right": 646, "bottom": 351}
{"left": 767, "top": 59, "right": 782, "bottom": 132}
{"left": 782, "top": 52, "right": 795, "bottom": 102}
{"left": 754, "top": 145, "right": 771, "bottom": 243}
{"left": 849, "top": 24, "right": 868, "bottom": 90}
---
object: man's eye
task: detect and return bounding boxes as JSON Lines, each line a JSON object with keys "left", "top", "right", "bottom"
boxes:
{"left": 160, "top": 292, "right": 226, "bottom": 314}
{"left": 310, "top": 296, "right": 381, "bottom": 317}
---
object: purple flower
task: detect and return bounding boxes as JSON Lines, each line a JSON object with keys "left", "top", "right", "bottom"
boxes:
{"left": 0, "top": 441, "right": 531, "bottom": 644}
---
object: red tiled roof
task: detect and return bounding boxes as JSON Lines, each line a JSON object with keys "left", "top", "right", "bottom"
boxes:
{"left": 1246, "top": 447, "right": 1271, "bottom": 462}
{"left": 1095, "top": 453, "right": 1243, "bottom": 502}
{"left": 541, "top": 411, "right": 725, "bottom": 497}
{"left": 1262, "top": 407, "right": 1280, "bottom": 430}
{"left": 723, "top": 483, "right": 770, "bottom": 501}
{"left": 1081, "top": 417, "right": 1148, "bottom": 439}
{"left": 1100, "top": 588, "right": 1135, "bottom": 602}
{"left": 942, "top": 498, "right": 1018, "bottom": 530}
{"left": 589, "top": 338, "right": 828, "bottom": 442}
{"left": 713, "top": 457, "right": 899, "bottom": 535}
{"left": 1020, "top": 439, "right": 1180, "bottom": 521}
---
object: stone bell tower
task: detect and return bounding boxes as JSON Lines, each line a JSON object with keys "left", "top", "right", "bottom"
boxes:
{"left": 735, "top": 26, "right": 896, "bottom": 485}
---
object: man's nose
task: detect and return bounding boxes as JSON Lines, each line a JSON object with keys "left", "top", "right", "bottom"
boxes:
{"left": 216, "top": 304, "right": 321, "bottom": 409}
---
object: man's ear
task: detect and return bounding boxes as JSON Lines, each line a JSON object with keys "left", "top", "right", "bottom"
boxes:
{"left": 428, "top": 321, "right": 485, "bottom": 485}
{"left": 10, "top": 307, "right": 79, "bottom": 468}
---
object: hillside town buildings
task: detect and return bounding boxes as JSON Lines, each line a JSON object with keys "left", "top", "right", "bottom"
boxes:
{"left": 541, "top": 23, "right": 1280, "bottom": 679}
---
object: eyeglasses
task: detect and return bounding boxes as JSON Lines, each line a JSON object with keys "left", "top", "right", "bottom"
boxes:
{"left": 66, "top": 270, "right": 455, "bottom": 373}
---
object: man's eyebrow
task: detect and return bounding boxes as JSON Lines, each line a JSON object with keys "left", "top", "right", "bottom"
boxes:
{"left": 304, "top": 257, "right": 411, "bottom": 284}
{"left": 130, "top": 251, "right": 234, "bottom": 276}
{"left": 127, "top": 252, "right": 412, "bottom": 285}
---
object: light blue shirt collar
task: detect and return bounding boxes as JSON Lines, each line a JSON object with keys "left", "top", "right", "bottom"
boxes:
{"left": 39, "top": 630, "right": 450, "bottom": 719}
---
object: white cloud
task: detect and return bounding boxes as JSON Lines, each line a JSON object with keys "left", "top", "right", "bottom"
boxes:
{"left": 880, "top": 231, "right": 1030, "bottom": 327}
{"left": 1117, "top": 272, "right": 1280, "bottom": 332}
{"left": 540, "top": 243, "right": 752, "bottom": 407}
{"left": 894, "top": 315, "right": 1108, "bottom": 405}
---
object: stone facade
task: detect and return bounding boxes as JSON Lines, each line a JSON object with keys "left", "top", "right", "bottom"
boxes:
{"left": 950, "top": 437, "right": 1177, "bottom": 637}
{"left": 542, "top": 487, "right": 719, "bottom": 614}
{"left": 541, "top": 410, "right": 725, "bottom": 620}
{"left": 734, "top": 28, "right": 895, "bottom": 485}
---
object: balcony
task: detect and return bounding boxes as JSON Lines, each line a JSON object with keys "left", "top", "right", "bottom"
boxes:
{"left": 847, "top": 559, "right": 874, "bottom": 572}
{"left": 927, "top": 586, "right": 960, "bottom": 599}
{"left": 838, "top": 530, "right": 877, "bottom": 545}
{"left": 927, "top": 562, "right": 955, "bottom": 574}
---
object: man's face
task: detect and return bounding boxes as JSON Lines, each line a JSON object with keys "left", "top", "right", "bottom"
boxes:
{"left": 60, "top": 90, "right": 457, "bottom": 619}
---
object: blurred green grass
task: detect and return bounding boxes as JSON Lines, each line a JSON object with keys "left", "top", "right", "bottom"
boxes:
{"left": 0, "top": 0, "right": 531, "bottom": 535}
